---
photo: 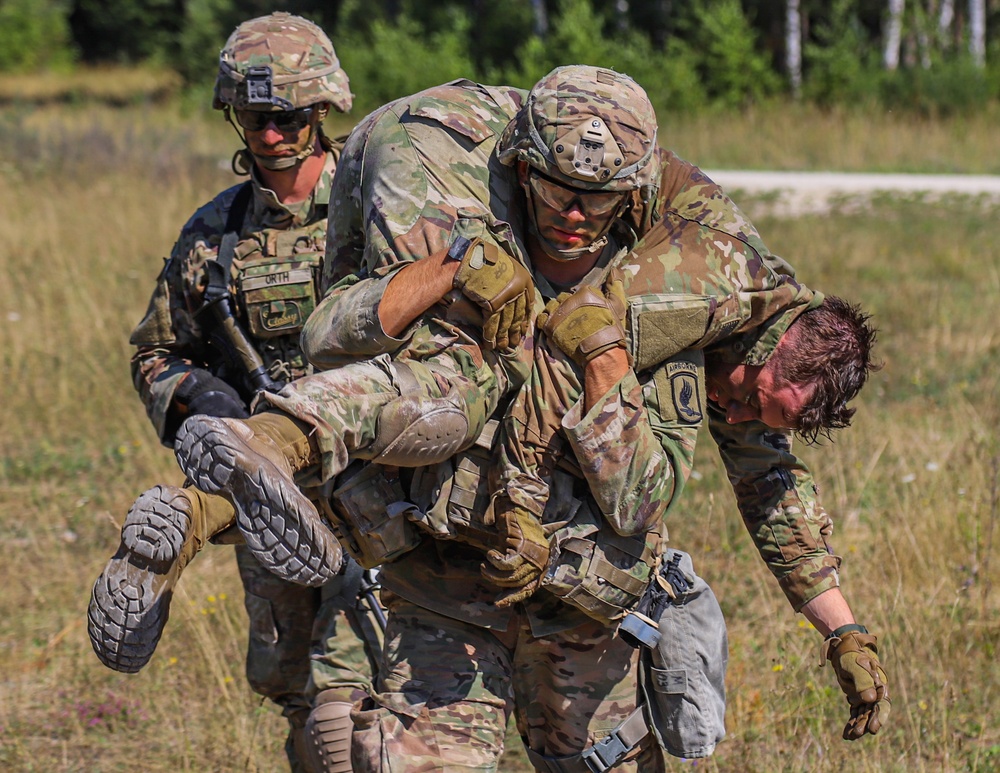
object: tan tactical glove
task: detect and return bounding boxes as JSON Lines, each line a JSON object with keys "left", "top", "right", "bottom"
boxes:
{"left": 481, "top": 504, "right": 550, "bottom": 608}
{"left": 451, "top": 237, "right": 533, "bottom": 351}
{"left": 536, "top": 268, "right": 628, "bottom": 366}
{"left": 820, "top": 626, "right": 891, "bottom": 740}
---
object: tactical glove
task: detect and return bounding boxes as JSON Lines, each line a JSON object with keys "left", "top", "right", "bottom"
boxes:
{"left": 174, "top": 368, "right": 249, "bottom": 420}
{"left": 821, "top": 627, "right": 891, "bottom": 740}
{"left": 536, "top": 268, "right": 628, "bottom": 367}
{"left": 451, "top": 237, "right": 533, "bottom": 351}
{"left": 481, "top": 504, "right": 550, "bottom": 608}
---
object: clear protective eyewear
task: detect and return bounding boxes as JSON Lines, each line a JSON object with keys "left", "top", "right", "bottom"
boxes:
{"left": 234, "top": 106, "right": 314, "bottom": 133}
{"left": 527, "top": 169, "right": 626, "bottom": 217}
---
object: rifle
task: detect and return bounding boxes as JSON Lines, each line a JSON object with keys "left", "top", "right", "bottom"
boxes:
{"left": 201, "top": 259, "right": 286, "bottom": 395}
{"left": 357, "top": 568, "right": 387, "bottom": 635}
{"left": 197, "top": 181, "right": 285, "bottom": 397}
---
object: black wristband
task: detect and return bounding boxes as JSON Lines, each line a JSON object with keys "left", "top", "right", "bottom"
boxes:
{"left": 826, "top": 623, "right": 868, "bottom": 640}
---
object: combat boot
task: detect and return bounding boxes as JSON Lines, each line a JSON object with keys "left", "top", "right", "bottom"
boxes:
{"left": 174, "top": 411, "right": 343, "bottom": 586}
{"left": 88, "top": 484, "right": 234, "bottom": 672}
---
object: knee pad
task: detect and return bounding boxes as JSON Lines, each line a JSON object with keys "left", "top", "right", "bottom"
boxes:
{"left": 368, "top": 387, "right": 476, "bottom": 467}
{"left": 304, "top": 693, "right": 355, "bottom": 773}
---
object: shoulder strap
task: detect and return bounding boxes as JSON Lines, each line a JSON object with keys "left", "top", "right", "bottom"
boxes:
{"left": 218, "top": 182, "right": 254, "bottom": 276}
{"left": 525, "top": 707, "right": 649, "bottom": 773}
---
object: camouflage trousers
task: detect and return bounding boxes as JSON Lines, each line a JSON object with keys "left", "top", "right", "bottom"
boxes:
{"left": 351, "top": 592, "right": 665, "bottom": 772}
{"left": 258, "top": 352, "right": 500, "bottom": 487}
{"left": 235, "top": 546, "right": 376, "bottom": 770}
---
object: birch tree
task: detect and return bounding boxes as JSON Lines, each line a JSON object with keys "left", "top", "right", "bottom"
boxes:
{"left": 885, "top": 0, "right": 905, "bottom": 69}
{"left": 786, "top": 0, "right": 802, "bottom": 98}
{"left": 530, "top": 0, "right": 548, "bottom": 36}
{"left": 969, "top": 0, "right": 985, "bottom": 66}
{"left": 938, "top": 0, "right": 955, "bottom": 43}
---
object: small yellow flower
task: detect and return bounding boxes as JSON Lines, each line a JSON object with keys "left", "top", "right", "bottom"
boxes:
{"left": 219, "top": 593, "right": 227, "bottom": 601}
{"left": 207, "top": 595, "right": 217, "bottom": 603}
{"left": 168, "top": 657, "right": 178, "bottom": 666}
{"left": 224, "top": 676, "right": 234, "bottom": 684}
{"left": 918, "top": 700, "right": 928, "bottom": 711}
{"left": 772, "top": 664, "right": 784, "bottom": 672}
{"left": 201, "top": 608, "right": 208, "bottom": 615}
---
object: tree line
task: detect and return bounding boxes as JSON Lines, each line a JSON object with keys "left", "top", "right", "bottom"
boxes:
{"left": 2, "top": 0, "right": 997, "bottom": 114}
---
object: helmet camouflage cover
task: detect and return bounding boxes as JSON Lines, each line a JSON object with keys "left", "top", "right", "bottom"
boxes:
{"left": 498, "top": 64, "right": 657, "bottom": 192}
{"left": 213, "top": 11, "right": 352, "bottom": 113}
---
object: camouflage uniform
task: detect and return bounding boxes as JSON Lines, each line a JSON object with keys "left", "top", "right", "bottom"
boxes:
{"left": 303, "top": 135, "right": 842, "bottom": 769}
{"left": 126, "top": 151, "right": 375, "bottom": 767}
{"left": 495, "top": 167, "right": 822, "bottom": 623}
{"left": 281, "top": 74, "right": 734, "bottom": 770}
{"left": 255, "top": 79, "right": 532, "bottom": 487}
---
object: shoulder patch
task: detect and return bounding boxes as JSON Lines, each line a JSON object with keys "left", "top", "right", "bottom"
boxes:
{"left": 668, "top": 361, "right": 703, "bottom": 424}
{"left": 652, "top": 351, "right": 705, "bottom": 426}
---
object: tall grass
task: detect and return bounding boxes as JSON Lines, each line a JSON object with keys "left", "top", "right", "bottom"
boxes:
{"left": 1, "top": 104, "right": 997, "bottom": 771}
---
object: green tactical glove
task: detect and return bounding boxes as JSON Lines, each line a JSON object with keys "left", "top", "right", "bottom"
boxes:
{"left": 481, "top": 504, "right": 551, "bottom": 608}
{"left": 536, "top": 268, "right": 628, "bottom": 367}
{"left": 821, "top": 627, "right": 891, "bottom": 740}
{"left": 451, "top": 237, "right": 533, "bottom": 351}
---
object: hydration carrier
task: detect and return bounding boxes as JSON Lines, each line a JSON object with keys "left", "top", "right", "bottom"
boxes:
{"left": 528, "top": 549, "right": 727, "bottom": 773}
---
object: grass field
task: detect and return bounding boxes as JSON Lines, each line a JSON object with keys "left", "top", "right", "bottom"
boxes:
{"left": 0, "top": 102, "right": 997, "bottom": 772}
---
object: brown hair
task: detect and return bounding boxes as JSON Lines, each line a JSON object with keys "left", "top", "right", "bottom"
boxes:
{"left": 770, "top": 296, "right": 880, "bottom": 443}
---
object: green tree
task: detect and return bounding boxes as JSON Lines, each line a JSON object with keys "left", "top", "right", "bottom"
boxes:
{"left": 334, "top": 2, "right": 476, "bottom": 109}
{"left": 496, "top": 0, "right": 705, "bottom": 113}
{"left": 69, "top": 0, "right": 183, "bottom": 64}
{"left": 803, "top": 0, "right": 875, "bottom": 105}
{"left": 0, "top": 0, "right": 75, "bottom": 72}
{"left": 686, "top": 0, "right": 781, "bottom": 108}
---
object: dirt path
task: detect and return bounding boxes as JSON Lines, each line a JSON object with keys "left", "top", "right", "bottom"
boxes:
{"left": 703, "top": 169, "right": 1000, "bottom": 216}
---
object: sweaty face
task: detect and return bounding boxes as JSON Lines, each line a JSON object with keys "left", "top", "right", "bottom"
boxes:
{"left": 705, "top": 356, "right": 815, "bottom": 429}
{"left": 522, "top": 167, "right": 625, "bottom": 257}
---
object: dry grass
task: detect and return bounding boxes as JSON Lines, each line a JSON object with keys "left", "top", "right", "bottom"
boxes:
{"left": 660, "top": 101, "right": 1000, "bottom": 175}
{"left": 1, "top": 103, "right": 998, "bottom": 772}
{"left": 0, "top": 67, "right": 183, "bottom": 106}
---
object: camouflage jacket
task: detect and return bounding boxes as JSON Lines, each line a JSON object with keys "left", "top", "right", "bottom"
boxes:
{"left": 130, "top": 151, "right": 338, "bottom": 442}
{"left": 498, "top": 202, "right": 820, "bottom": 540}
{"left": 302, "top": 80, "right": 530, "bottom": 378}
{"left": 306, "top": 92, "right": 839, "bottom": 623}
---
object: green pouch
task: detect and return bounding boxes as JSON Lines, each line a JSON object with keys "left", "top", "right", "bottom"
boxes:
{"left": 627, "top": 293, "right": 716, "bottom": 373}
{"left": 542, "top": 503, "right": 663, "bottom": 625}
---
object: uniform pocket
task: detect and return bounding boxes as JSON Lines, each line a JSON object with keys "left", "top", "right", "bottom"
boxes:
{"left": 239, "top": 252, "right": 322, "bottom": 339}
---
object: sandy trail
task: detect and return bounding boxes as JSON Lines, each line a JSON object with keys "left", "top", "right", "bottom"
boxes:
{"left": 703, "top": 170, "right": 1000, "bottom": 216}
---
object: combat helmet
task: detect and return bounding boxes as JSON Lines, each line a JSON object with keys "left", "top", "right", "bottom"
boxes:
{"left": 214, "top": 12, "right": 352, "bottom": 172}
{"left": 498, "top": 65, "right": 659, "bottom": 259}
{"left": 214, "top": 11, "right": 352, "bottom": 112}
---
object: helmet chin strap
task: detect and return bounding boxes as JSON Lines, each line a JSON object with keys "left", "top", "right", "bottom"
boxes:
{"left": 223, "top": 106, "right": 318, "bottom": 173}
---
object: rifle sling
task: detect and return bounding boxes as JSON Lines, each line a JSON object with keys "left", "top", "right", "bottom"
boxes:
{"left": 209, "top": 181, "right": 253, "bottom": 302}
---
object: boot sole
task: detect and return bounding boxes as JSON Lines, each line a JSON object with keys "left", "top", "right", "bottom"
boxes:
{"left": 174, "top": 416, "right": 341, "bottom": 586}
{"left": 87, "top": 485, "right": 190, "bottom": 673}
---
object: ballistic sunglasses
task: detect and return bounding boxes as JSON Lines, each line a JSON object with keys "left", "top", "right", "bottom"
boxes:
{"left": 527, "top": 169, "right": 627, "bottom": 217}
{"left": 233, "top": 106, "right": 315, "bottom": 133}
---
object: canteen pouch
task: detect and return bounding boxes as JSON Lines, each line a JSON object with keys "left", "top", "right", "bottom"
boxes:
{"left": 637, "top": 548, "right": 728, "bottom": 759}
